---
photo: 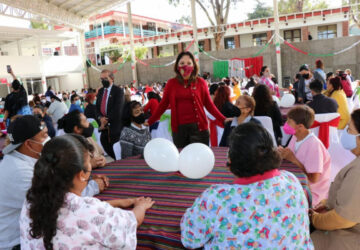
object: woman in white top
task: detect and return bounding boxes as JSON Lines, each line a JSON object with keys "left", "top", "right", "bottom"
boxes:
{"left": 20, "top": 134, "right": 154, "bottom": 250}
{"left": 47, "top": 93, "right": 68, "bottom": 126}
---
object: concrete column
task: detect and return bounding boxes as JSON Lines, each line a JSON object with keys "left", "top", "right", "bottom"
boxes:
{"left": 153, "top": 47, "right": 158, "bottom": 57}
{"left": 127, "top": 2, "right": 138, "bottom": 86}
{"left": 60, "top": 41, "right": 65, "bottom": 56}
{"left": 37, "top": 37, "right": 42, "bottom": 56}
{"left": 273, "top": 0, "right": 282, "bottom": 87}
{"left": 77, "top": 31, "right": 88, "bottom": 89}
{"left": 155, "top": 23, "right": 158, "bottom": 35}
{"left": 234, "top": 35, "right": 240, "bottom": 48}
{"left": 101, "top": 22, "right": 105, "bottom": 40}
{"left": 122, "top": 17, "right": 126, "bottom": 37}
{"left": 342, "top": 21, "right": 349, "bottom": 37}
{"left": 177, "top": 43, "right": 183, "bottom": 53}
{"left": 17, "top": 40, "right": 22, "bottom": 56}
{"left": 191, "top": 0, "right": 200, "bottom": 68}
{"left": 41, "top": 75, "right": 47, "bottom": 94}
{"left": 140, "top": 22, "right": 143, "bottom": 38}
{"left": 301, "top": 26, "right": 309, "bottom": 41}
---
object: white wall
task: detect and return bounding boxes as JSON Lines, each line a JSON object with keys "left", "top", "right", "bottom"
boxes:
{"left": 240, "top": 33, "right": 253, "bottom": 48}
{"left": 58, "top": 73, "right": 84, "bottom": 92}
{"left": 337, "top": 22, "right": 343, "bottom": 38}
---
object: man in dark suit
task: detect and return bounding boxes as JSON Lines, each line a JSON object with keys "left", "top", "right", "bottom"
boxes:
{"left": 96, "top": 70, "right": 125, "bottom": 159}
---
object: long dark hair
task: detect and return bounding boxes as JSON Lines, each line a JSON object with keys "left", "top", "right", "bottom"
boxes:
{"left": 329, "top": 77, "right": 343, "bottom": 96}
{"left": 351, "top": 109, "right": 360, "bottom": 133}
{"left": 174, "top": 51, "right": 199, "bottom": 85}
{"left": 252, "top": 84, "right": 273, "bottom": 115}
{"left": 147, "top": 91, "right": 161, "bottom": 102}
{"left": 213, "top": 85, "right": 231, "bottom": 111}
{"left": 122, "top": 101, "right": 141, "bottom": 127}
{"left": 57, "top": 110, "right": 81, "bottom": 133}
{"left": 26, "top": 134, "right": 94, "bottom": 250}
{"left": 259, "top": 66, "right": 268, "bottom": 77}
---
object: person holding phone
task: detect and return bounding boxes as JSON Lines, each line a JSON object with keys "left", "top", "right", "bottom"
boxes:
{"left": 4, "top": 67, "right": 32, "bottom": 127}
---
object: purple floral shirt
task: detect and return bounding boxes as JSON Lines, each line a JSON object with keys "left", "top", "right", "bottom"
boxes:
{"left": 20, "top": 192, "right": 137, "bottom": 249}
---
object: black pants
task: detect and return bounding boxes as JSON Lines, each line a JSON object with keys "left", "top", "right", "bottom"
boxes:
{"left": 100, "top": 129, "right": 118, "bottom": 159}
{"left": 172, "top": 123, "right": 209, "bottom": 148}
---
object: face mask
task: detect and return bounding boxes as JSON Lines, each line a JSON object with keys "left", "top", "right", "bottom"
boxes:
{"left": 81, "top": 123, "right": 94, "bottom": 138}
{"left": 178, "top": 65, "right": 194, "bottom": 78}
{"left": 283, "top": 122, "right": 296, "bottom": 135}
{"left": 92, "top": 99, "right": 96, "bottom": 105}
{"left": 132, "top": 113, "right": 145, "bottom": 124}
{"left": 75, "top": 100, "right": 81, "bottom": 106}
{"left": 101, "top": 79, "right": 110, "bottom": 88}
{"left": 41, "top": 99, "right": 46, "bottom": 104}
{"left": 340, "top": 128, "right": 360, "bottom": 150}
{"left": 29, "top": 136, "right": 51, "bottom": 156}
{"left": 302, "top": 74, "right": 310, "bottom": 79}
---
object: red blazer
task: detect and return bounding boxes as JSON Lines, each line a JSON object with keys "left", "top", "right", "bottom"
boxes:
{"left": 148, "top": 77, "right": 225, "bottom": 132}
{"left": 144, "top": 98, "right": 159, "bottom": 115}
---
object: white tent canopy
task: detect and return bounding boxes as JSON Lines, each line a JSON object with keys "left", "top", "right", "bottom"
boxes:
{"left": 0, "top": 0, "right": 132, "bottom": 29}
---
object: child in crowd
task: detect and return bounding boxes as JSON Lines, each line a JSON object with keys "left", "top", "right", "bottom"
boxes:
{"left": 120, "top": 101, "right": 151, "bottom": 159}
{"left": 278, "top": 105, "right": 331, "bottom": 207}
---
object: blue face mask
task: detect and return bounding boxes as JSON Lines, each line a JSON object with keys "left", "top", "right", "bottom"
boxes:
{"left": 341, "top": 127, "right": 360, "bottom": 150}
{"left": 75, "top": 100, "right": 81, "bottom": 106}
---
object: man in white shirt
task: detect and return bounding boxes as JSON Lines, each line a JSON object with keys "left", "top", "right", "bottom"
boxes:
{"left": 0, "top": 116, "right": 104, "bottom": 250}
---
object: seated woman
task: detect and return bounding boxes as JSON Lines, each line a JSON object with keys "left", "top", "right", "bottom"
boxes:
{"left": 20, "top": 134, "right": 154, "bottom": 249}
{"left": 311, "top": 109, "right": 360, "bottom": 250}
{"left": 58, "top": 110, "right": 106, "bottom": 169}
{"left": 324, "top": 77, "right": 350, "bottom": 129}
{"left": 219, "top": 95, "right": 260, "bottom": 146}
{"left": 84, "top": 93, "right": 98, "bottom": 123}
{"left": 181, "top": 123, "right": 313, "bottom": 249}
{"left": 213, "top": 85, "right": 241, "bottom": 118}
{"left": 120, "top": 101, "right": 151, "bottom": 159}
{"left": 252, "top": 84, "right": 283, "bottom": 144}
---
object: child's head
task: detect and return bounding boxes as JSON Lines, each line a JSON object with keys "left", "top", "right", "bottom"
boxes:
{"left": 286, "top": 105, "right": 315, "bottom": 132}
{"left": 123, "top": 101, "right": 144, "bottom": 126}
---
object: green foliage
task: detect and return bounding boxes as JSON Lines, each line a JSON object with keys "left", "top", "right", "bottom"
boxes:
{"left": 158, "top": 52, "right": 174, "bottom": 58}
{"left": 100, "top": 44, "right": 148, "bottom": 63}
{"left": 30, "top": 21, "right": 49, "bottom": 30}
{"left": 247, "top": 0, "right": 273, "bottom": 20}
{"left": 278, "top": 0, "right": 329, "bottom": 14}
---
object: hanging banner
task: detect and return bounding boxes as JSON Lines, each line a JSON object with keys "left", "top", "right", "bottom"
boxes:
{"left": 229, "top": 59, "right": 246, "bottom": 78}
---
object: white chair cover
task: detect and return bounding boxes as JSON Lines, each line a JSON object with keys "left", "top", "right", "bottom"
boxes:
{"left": 206, "top": 110, "right": 224, "bottom": 146}
{"left": 113, "top": 141, "right": 121, "bottom": 161}
{"left": 254, "top": 116, "right": 277, "bottom": 146}
{"left": 310, "top": 113, "right": 355, "bottom": 181}
{"left": 150, "top": 110, "right": 173, "bottom": 142}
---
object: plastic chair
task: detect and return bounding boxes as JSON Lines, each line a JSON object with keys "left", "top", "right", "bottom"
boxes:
{"left": 113, "top": 141, "right": 121, "bottom": 161}
{"left": 151, "top": 110, "right": 173, "bottom": 142}
{"left": 310, "top": 113, "right": 355, "bottom": 181}
{"left": 254, "top": 116, "right": 277, "bottom": 146}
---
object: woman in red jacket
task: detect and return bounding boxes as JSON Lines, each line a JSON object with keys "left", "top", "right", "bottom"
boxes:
{"left": 147, "top": 51, "right": 230, "bottom": 148}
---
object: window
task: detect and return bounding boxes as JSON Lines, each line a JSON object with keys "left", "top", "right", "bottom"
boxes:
{"left": 224, "top": 37, "right": 235, "bottom": 49}
{"left": 318, "top": 25, "right": 337, "bottom": 40}
{"left": 252, "top": 33, "right": 267, "bottom": 46}
{"left": 173, "top": 44, "right": 179, "bottom": 55}
{"left": 198, "top": 41, "right": 205, "bottom": 51}
{"left": 284, "top": 29, "right": 301, "bottom": 42}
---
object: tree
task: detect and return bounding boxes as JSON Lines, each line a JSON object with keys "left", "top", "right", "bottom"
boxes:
{"left": 343, "top": 0, "right": 360, "bottom": 28}
{"left": 278, "top": 0, "right": 328, "bottom": 14}
{"left": 247, "top": 0, "right": 273, "bottom": 20}
{"left": 101, "top": 44, "right": 148, "bottom": 63}
{"left": 169, "top": 0, "right": 242, "bottom": 51}
{"left": 176, "top": 16, "right": 192, "bottom": 25}
{"left": 30, "top": 21, "right": 49, "bottom": 30}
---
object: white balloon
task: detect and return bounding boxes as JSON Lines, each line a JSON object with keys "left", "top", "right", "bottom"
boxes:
{"left": 144, "top": 138, "right": 179, "bottom": 172}
{"left": 280, "top": 93, "right": 295, "bottom": 108}
{"left": 272, "top": 95, "right": 280, "bottom": 106}
{"left": 179, "top": 143, "right": 215, "bottom": 179}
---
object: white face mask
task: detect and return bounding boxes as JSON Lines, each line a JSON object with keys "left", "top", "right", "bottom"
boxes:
{"left": 29, "top": 136, "right": 51, "bottom": 156}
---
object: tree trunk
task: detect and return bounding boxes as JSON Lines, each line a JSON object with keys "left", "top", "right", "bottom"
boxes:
{"left": 214, "top": 32, "right": 225, "bottom": 51}
{"left": 296, "top": 0, "right": 304, "bottom": 12}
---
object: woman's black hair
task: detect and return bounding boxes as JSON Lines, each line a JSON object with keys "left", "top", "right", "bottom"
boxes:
{"left": 209, "top": 83, "right": 219, "bottom": 95}
{"left": 12, "top": 79, "right": 21, "bottom": 91}
{"left": 147, "top": 91, "right": 161, "bottom": 102}
{"left": 329, "top": 77, "right": 343, "bottom": 96}
{"left": 228, "top": 123, "right": 281, "bottom": 177}
{"left": 70, "top": 93, "right": 79, "bottom": 103}
{"left": 174, "top": 51, "right": 199, "bottom": 85}
{"left": 252, "top": 84, "right": 273, "bottom": 115}
{"left": 122, "top": 101, "right": 141, "bottom": 127}
{"left": 351, "top": 109, "right": 360, "bottom": 133}
{"left": 57, "top": 110, "right": 82, "bottom": 133}
{"left": 326, "top": 72, "right": 334, "bottom": 81}
{"left": 259, "top": 66, "right": 268, "bottom": 77}
{"left": 49, "top": 93, "right": 62, "bottom": 102}
{"left": 26, "top": 134, "right": 94, "bottom": 250}
{"left": 47, "top": 86, "right": 52, "bottom": 91}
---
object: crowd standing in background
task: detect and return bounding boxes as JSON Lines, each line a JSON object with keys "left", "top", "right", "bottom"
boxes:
{"left": 0, "top": 52, "right": 359, "bottom": 249}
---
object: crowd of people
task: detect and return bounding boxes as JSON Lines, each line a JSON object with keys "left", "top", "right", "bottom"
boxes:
{"left": 0, "top": 52, "right": 359, "bottom": 249}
